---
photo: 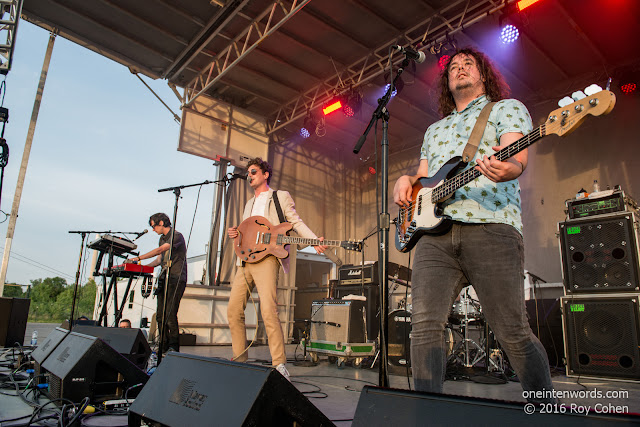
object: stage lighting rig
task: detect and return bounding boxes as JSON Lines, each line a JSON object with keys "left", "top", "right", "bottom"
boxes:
{"left": 343, "top": 89, "right": 362, "bottom": 117}
{"left": 300, "top": 113, "right": 315, "bottom": 139}
{"left": 618, "top": 66, "right": 638, "bottom": 96}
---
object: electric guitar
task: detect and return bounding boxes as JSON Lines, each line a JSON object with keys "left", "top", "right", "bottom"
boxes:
{"left": 235, "top": 216, "right": 362, "bottom": 263}
{"left": 395, "top": 89, "right": 616, "bottom": 253}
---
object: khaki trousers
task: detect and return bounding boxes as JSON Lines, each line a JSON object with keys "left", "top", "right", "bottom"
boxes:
{"left": 227, "top": 256, "right": 286, "bottom": 366}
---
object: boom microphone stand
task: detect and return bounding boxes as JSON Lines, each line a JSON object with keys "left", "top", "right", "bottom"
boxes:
{"left": 354, "top": 56, "right": 409, "bottom": 388}
{"left": 156, "top": 177, "right": 229, "bottom": 363}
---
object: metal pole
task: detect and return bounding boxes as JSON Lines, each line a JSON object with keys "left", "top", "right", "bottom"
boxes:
{"left": 0, "top": 31, "right": 56, "bottom": 295}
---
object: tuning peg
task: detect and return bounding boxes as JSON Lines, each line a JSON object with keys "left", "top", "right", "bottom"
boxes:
{"left": 571, "top": 91, "right": 586, "bottom": 101}
{"left": 584, "top": 84, "right": 602, "bottom": 96}
{"left": 558, "top": 96, "right": 573, "bottom": 107}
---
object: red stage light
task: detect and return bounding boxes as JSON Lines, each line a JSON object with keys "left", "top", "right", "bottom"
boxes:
{"left": 438, "top": 55, "right": 450, "bottom": 71}
{"left": 621, "top": 83, "right": 637, "bottom": 95}
{"left": 323, "top": 100, "right": 342, "bottom": 115}
{"left": 517, "top": 0, "right": 542, "bottom": 12}
{"left": 368, "top": 166, "right": 376, "bottom": 175}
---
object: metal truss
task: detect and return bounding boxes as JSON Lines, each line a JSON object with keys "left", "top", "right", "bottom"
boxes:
{"left": 0, "top": 0, "right": 23, "bottom": 75}
{"left": 266, "top": 0, "right": 516, "bottom": 135}
{"left": 183, "top": 0, "right": 311, "bottom": 109}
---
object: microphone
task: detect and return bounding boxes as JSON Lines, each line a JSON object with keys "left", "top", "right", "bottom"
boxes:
{"left": 133, "top": 229, "right": 148, "bottom": 240}
{"left": 228, "top": 172, "right": 248, "bottom": 181}
{"left": 392, "top": 45, "right": 426, "bottom": 63}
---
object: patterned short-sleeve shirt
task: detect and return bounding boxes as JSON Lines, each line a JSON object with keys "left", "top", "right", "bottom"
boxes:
{"left": 420, "top": 95, "right": 533, "bottom": 233}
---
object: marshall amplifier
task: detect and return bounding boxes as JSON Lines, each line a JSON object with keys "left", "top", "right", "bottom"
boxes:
{"left": 339, "top": 263, "right": 378, "bottom": 285}
{"left": 339, "top": 262, "right": 411, "bottom": 285}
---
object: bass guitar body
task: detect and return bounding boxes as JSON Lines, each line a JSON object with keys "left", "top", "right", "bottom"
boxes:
{"left": 395, "top": 157, "right": 467, "bottom": 253}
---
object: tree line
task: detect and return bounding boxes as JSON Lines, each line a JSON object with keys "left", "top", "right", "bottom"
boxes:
{"left": 2, "top": 277, "right": 97, "bottom": 322}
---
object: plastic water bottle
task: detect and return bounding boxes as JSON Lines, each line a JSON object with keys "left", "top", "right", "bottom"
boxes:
{"left": 31, "top": 331, "right": 38, "bottom": 346}
{"left": 593, "top": 180, "right": 600, "bottom": 193}
{"left": 147, "top": 351, "right": 158, "bottom": 374}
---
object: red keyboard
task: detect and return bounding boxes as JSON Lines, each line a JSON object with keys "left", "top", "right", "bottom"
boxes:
{"left": 103, "top": 264, "right": 154, "bottom": 276}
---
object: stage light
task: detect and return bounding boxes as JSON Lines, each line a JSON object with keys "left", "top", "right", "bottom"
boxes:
{"left": 618, "top": 67, "right": 639, "bottom": 96}
{"left": 383, "top": 73, "right": 404, "bottom": 98}
{"left": 343, "top": 91, "right": 362, "bottom": 117}
{"left": 300, "top": 114, "right": 315, "bottom": 139}
{"left": 621, "top": 83, "right": 636, "bottom": 95}
{"left": 438, "top": 54, "right": 451, "bottom": 71}
{"left": 368, "top": 166, "right": 376, "bottom": 175}
{"left": 500, "top": 25, "right": 519, "bottom": 44}
{"left": 517, "top": 0, "right": 543, "bottom": 12}
{"left": 323, "top": 99, "right": 342, "bottom": 115}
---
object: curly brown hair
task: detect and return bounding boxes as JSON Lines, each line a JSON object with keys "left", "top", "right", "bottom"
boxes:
{"left": 247, "top": 157, "right": 272, "bottom": 185}
{"left": 437, "top": 47, "right": 510, "bottom": 117}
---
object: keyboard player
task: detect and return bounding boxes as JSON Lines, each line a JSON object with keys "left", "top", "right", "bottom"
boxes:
{"left": 126, "top": 213, "right": 187, "bottom": 353}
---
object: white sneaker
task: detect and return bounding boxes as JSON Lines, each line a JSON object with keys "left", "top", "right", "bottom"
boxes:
{"left": 275, "top": 363, "right": 291, "bottom": 381}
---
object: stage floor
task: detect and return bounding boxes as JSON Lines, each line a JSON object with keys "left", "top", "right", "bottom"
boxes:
{"left": 2, "top": 325, "right": 639, "bottom": 425}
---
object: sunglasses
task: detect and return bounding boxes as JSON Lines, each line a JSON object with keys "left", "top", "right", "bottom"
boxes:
{"left": 248, "top": 169, "right": 261, "bottom": 175}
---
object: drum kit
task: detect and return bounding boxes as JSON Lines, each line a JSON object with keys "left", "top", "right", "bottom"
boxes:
{"left": 388, "top": 286, "right": 507, "bottom": 376}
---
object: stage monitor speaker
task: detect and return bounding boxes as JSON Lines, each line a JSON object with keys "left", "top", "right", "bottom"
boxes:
{"left": 32, "top": 327, "right": 69, "bottom": 379}
{"left": 352, "top": 386, "right": 638, "bottom": 426}
{"left": 41, "top": 331, "right": 148, "bottom": 403}
{"left": 335, "top": 285, "right": 380, "bottom": 339}
{"left": 128, "top": 353, "right": 333, "bottom": 427}
{"left": 71, "top": 325, "right": 150, "bottom": 369}
{"left": 0, "top": 297, "right": 30, "bottom": 347}
{"left": 310, "top": 299, "right": 367, "bottom": 343}
{"left": 559, "top": 212, "right": 640, "bottom": 293}
{"left": 561, "top": 294, "right": 640, "bottom": 380}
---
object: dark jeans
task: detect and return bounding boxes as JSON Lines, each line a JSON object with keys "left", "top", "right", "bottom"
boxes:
{"left": 157, "top": 277, "right": 186, "bottom": 352}
{"left": 411, "top": 222, "right": 554, "bottom": 403}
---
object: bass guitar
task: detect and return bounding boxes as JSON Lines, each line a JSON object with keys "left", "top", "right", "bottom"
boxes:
{"left": 235, "top": 216, "right": 362, "bottom": 263}
{"left": 395, "top": 89, "right": 616, "bottom": 253}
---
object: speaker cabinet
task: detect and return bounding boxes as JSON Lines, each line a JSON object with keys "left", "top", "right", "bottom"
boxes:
{"left": 32, "top": 327, "right": 69, "bottom": 379}
{"left": 71, "top": 325, "right": 150, "bottom": 369}
{"left": 335, "top": 284, "right": 380, "bottom": 339}
{"left": 561, "top": 294, "right": 640, "bottom": 381}
{"left": 0, "top": 297, "right": 30, "bottom": 347}
{"left": 310, "top": 299, "right": 367, "bottom": 343}
{"left": 353, "top": 386, "right": 638, "bottom": 426}
{"left": 559, "top": 212, "right": 640, "bottom": 293}
{"left": 128, "top": 353, "right": 333, "bottom": 427}
{"left": 41, "top": 331, "right": 148, "bottom": 403}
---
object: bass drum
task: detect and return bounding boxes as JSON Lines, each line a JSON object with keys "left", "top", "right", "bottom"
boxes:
{"left": 388, "top": 309, "right": 412, "bottom": 367}
{"left": 388, "top": 309, "right": 456, "bottom": 368}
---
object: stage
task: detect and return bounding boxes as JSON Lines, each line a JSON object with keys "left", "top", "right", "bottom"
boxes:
{"left": 1, "top": 324, "right": 639, "bottom": 426}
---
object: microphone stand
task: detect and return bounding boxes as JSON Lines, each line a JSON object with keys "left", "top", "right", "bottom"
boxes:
{"left": 353, "top": 57, "right": 409, "bottom": 388}
{"left": 156, "top": 179, "right": 217, "bottom": 364}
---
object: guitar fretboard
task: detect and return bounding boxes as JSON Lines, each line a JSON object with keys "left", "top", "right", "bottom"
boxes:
{"left": 431, "top": 124, "right": 547, "bottom": 203}
{"left": 277, "top": 235, "right": 342, "bottom": 247}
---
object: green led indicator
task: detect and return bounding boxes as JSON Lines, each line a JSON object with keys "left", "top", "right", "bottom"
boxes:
{"left": 570, "top": 304, "right": 585, "bottom": 312}
{"left": 567, "top": 226, "right": 581, "bottom": 235}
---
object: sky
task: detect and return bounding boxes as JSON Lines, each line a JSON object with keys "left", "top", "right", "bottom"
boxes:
{"left": 0, "top": 21, "right": 222, "bottom": 286}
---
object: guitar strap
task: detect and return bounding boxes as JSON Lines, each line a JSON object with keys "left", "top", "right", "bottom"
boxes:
{"left": 272, "top": 190, "right": 287, "bottom": 224}
{"left": 461, "top": 101, "right": 496, "bottom": 163}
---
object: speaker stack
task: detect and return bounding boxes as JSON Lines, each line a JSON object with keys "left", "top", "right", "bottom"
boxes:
{"left": 558, "top": 191, "right": 640, "bottom": 381}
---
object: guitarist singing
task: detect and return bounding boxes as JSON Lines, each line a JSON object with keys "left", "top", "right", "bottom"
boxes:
{"left": 227, "top": 157, "right": 327, "bottom": 380}
{"left": 393, "top": 47, "right": 555, "bottom": 402}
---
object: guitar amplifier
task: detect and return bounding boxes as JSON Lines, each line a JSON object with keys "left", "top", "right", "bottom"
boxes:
{"left": 338, "top": 262, "right": 411, "bottom": 285}
{"left": 310, "top": 300, "right": 367, "bottom": 343}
